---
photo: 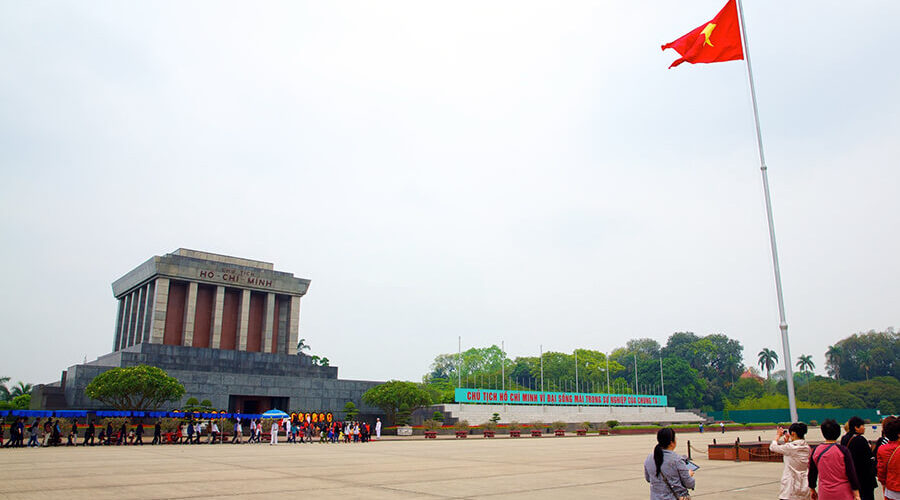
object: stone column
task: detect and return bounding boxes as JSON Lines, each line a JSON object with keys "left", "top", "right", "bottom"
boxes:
{"left": 121, "top": 293, "right": 134, "bottom": 350}
{"left": 263, "top": 292, "right": 275, "bottom": 353}
{"left": 210, "top": 285, "right": 225, "bottom": 349}
{"left": 182, "top": 281, "right": 198, "bottom": 347}
{"left": 288, "top": 296, "right": 301, "bottom": 357}
{"left": 133, "top": 285, "right": 147, "bottom": 347}
{"left": 237, "top": 289, "right": 250, "bottom": 351}
{"left": 149, "top": 278, "right": 170, "bottom": 344}
{"left": 141, "top": 280, "right": 156, "bottom": 343}
{"left": 113, "top": 298, "right": 125, "bottom": 351}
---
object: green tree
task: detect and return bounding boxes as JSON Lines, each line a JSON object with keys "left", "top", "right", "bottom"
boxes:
{"left": 0, "top": 376, "right": 9, "bottom": 401}
{"left": 829, "top": 330, "right": 898, "bottom": 381}
{"left": 796, "top": 354, "right": 815, "bottom": 400}
{"left": 0, "top": 393, "right": 31, "bottom": 410}
{"left": 658, "top": 357, "right": 707, "bottom": 409}
{"left": 825, "top": 344, "right": 843, "bottom": 380}
{"left": 757, "top": 348, "right": 779, "bottom": 381}
{"left": 343, "top": 401, "right": 359, "bottom": 420}
{"left": 728, "top": 377, "right": 765, "bottom": 402}
{"left": 857, "top": 350, "right": 872, "bottom": 381}
{"left": 84, "top": 365, "right": 185, "bottom": 410}
{"left": 10, "top": 381, "right": 32, "bottom": 398}
{"left": 362, "top": 381, "right": 432, "bottom": 426}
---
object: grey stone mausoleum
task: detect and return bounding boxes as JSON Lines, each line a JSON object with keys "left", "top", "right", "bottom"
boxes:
{"left": 33, "top": 249, "right": 383, "bottom": 417}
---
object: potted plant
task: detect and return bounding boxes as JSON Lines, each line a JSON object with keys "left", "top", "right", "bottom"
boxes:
{"left": 482, "top": 420, "right": 497, "bottom": 438}
{"left": 552, "top": 421, "right": 567, "bottom": 437}
{"left": 577, "top": 421, "right": 591, "bottom": 436}
{"left": 508, "top": 421, "right": 522, "bottom": 438}
{"left": 454, "top": 420, "right": 470, "bottom": 439}
{"left": 530, "top": 421, "right": 544, "bottom": 437}
{"left": 423, "top": 419, "right": 441, "bottom": 439}
{"left": 601, "top": 420, "right": 619, "bottom": 436}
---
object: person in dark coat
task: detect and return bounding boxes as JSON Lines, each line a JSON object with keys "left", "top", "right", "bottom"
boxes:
{"left": 152, "top": 421, "right": 161, "bottom": 445}
{"left": 135, "top": 422, "right": 144, "bottom": 445}
{"left": 84, "top": 421, "right": 95, "bottom": 446}
{"left": 105, "top": 422, "right": 113, "bottom": 445}
{"left": 66, "top": 419, "right": 78, "bottom": 446}
{"left": 840, "top": 416, "right": 877, "bottom": 500}
{"left": 185, "top": 420, "right": 194, "bottom": 444}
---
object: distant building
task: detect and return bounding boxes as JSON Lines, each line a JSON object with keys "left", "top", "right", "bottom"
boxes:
{"left": 33, "top": 249, "right": 383, "bottom": 417}
{"left": 739, "top": 369, "right": 765, "bottom": 382}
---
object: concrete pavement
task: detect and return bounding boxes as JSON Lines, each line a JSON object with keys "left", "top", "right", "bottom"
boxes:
{"left": 0, "top": 428, "right": 883, "bottom": 499}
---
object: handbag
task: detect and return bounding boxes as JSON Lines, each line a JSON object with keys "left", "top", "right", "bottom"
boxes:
{"left": 661, "top": 468, "right": 691, "bottom": 500}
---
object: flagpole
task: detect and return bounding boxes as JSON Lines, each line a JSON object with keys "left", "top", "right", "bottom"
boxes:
{"left": 735, "top": 0, "right": 798, "bottom": 423}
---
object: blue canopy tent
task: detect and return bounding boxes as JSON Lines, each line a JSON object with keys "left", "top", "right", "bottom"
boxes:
{"left": 54, "top": 410, "right": 88, "bottom": 418}
{"left": 261, "top": 409, "right": 289, "bottom": 419}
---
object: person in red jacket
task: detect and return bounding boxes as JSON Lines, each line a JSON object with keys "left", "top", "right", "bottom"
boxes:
{"left": 877, "top": 417, "right": 900, "bottom": 500}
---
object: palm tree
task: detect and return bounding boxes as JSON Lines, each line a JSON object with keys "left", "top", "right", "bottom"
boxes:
{"left": 857, "top": 350, "right": 872, "bottom": 381}
{"left": 757, "top": 348, "right": 779, "bottom": 381}
{"left": 0, "top": 376, "right": 10, "bottom": 401}
{"left": 825, "top": 345, "right": 842, "bottom": 380}
{"left": 296, "top": 338, "right": 311, "bottom": 355}
{"left": 10, "top": 382, "right": 32, "bottom": 398}
{"left": 796, "top": 354, "right": 815, "bottom": 400}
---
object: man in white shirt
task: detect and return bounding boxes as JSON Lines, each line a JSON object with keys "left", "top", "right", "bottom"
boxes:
{"left": 233, "top": 420, "right": 242, "bottom": 444}
{"left": 270, "top": 420, "right": 279, "bottom": 445}
{"left": 375, "top": 418, "right": 382, "bottom": 440}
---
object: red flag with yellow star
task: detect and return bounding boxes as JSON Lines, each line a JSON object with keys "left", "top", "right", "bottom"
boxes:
{"left": 662, "top": 0, "right": 744, "bottom": 69}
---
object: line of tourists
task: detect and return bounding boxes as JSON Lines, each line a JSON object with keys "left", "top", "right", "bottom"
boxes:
{"left": 644, "top": 416, "right": 900, "bottom": 500}
{"left": 0, "top": 416, "right": 381, "bottom": 447}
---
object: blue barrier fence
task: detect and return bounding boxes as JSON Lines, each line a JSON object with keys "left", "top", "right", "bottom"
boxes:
{"left": 1, "top": 410, "right": 268, "bottom": 419}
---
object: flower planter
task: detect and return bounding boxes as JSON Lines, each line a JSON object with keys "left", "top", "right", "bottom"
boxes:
{"left": 509, "top": 430, "right": 521, "bottom": 438}
{"left": 576, "top": 430, "right": 587, "bottom": 436}
{"left": 554, "top": 429, "right": 565, "bottom": 437}
{"left": 455, "top": 431, "right": 468, "bottom": 439}
{"left": 482, "top": 430, "right": 495, "bottom": 438}
{"left": 598, "top": 429, "right": 610, "bottom": 436}
{"left": 531, "top": 430, "right": 542, "bottom": 437}
{"left": 424, "top": 431, "right": 437, "bottom": 439}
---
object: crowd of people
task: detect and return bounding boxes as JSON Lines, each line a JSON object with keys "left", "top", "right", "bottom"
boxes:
{"left": 645, "top": 416, "right": 900, "bottom": 500}
{"left": 0, "top": 416, "right": 383, "bottom": 447}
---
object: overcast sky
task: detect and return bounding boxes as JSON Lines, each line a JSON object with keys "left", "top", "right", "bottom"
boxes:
{"left": 1, "top": 1, "right": 897, "bottom": 388}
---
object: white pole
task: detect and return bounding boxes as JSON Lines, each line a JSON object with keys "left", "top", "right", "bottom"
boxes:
{"left": 659, "top": 356, "right": 665, "bottom": 396}
{"left": 458, "top": 336, "right": 462, "bottom": 388}
{"left": 501, "top": 341, "right": 505, "bottom": 392}
{"left": 575, "top": 349, "right": 579, "bottom": 393}
{"left": 735, "top": 0, "right": 798, "bottom": 423}
{"left": 633, "top": 353, "right": 638, "bottom": 394}
{"left": 606, "top": 353, "right": 611, "bottom": 409}
{"left": 540, "top": 344, "right": 544, "bottom": 392}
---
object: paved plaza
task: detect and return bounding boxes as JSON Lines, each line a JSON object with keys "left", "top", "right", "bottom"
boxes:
{"left": 0, "top": 428, "right": 885, "bottom": 499}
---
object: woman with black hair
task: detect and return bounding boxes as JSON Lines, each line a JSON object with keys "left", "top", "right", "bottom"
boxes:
{"left": 770, "top": 422, "right": 811, "bottom": 500}
{"left": 840, "top": 416, "right": 876, "bottom": 500}
{"left": 809, "top": 419, "right": 860, "bottom": 500}
{"left": 643, "top": 427, "right": 695, "bottom": 499}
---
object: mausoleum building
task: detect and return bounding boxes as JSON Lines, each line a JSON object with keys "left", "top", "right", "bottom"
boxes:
{"left": 33, "top": 249, "right": 383, "bottom": 417}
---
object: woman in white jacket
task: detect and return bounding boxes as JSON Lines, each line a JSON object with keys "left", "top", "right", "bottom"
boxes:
{"left": 769, "top": 422, "right": 811, "bottom": 500}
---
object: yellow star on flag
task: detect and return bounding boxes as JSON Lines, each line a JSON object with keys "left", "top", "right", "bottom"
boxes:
{"left": 700, "top": 23, "right": 716, "bottom": 47}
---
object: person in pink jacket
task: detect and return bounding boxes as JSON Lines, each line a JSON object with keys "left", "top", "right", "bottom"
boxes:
{"left": 770, "top": 422, "right": 811, "bottom": 500}
{"left": 877, "top": 418, "right": 900, "bottom": 500}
